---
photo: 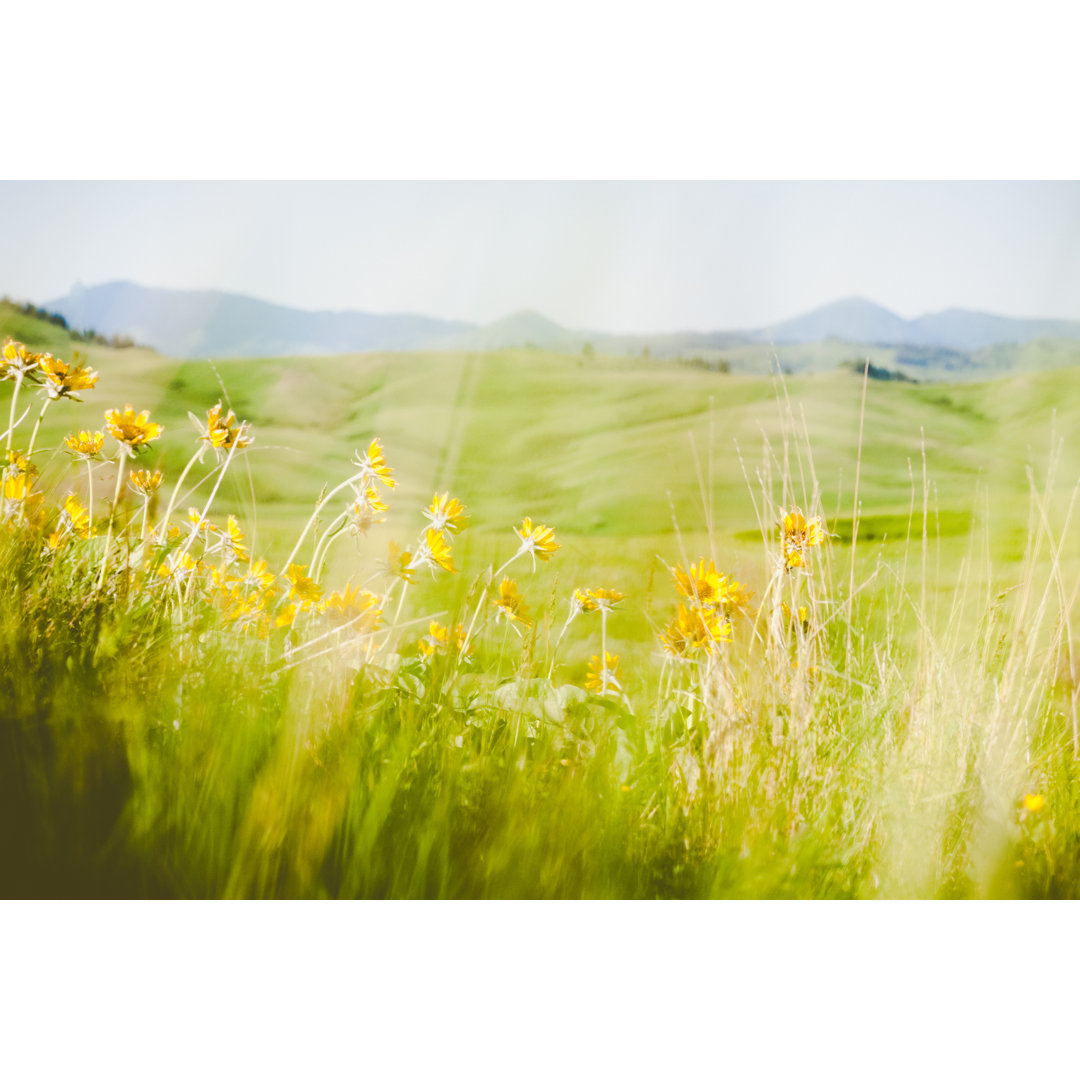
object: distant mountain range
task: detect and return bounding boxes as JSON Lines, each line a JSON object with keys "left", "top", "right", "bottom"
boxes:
{"left": 42, "top": 281, "right": 1080, "bottom": 362}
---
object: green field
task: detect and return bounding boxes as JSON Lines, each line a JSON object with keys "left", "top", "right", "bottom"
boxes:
{"left": 3, "top": 304, "right": 1080, "bottom": 897}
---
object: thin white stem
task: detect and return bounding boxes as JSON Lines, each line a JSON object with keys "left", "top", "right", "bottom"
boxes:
{"left": 311, "top": 510, "right": 349, "bottom": 580}
{"left": 96, "top": 454, "right": 128, "bottom": 591}
{"left": 5, "top": 372, "right": 23, "bottom": 454}
{"left": 24, "top": 397, "right": 50, "bottom": 465}
{"left": 282, "top": 471, "right": 366, "bottom": 572}
{"left": 176, "top": 440, "right": 239, "bottom": 564}
{"left": 159, "top": 448, "right": 205, "bottom": 540}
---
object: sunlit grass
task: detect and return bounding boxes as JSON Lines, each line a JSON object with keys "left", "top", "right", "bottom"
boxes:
{"left": 2, "top": 321, "right": 1080, "bottom": 898}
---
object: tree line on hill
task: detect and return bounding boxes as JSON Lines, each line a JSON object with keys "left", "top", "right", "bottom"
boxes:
{"left": 2, "top": 297, "right": 137, "bottom": 349}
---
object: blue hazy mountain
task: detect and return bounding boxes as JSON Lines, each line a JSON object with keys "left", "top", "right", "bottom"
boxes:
{"left": 46, "top": 281, "right": 475, "bottom": 358}
{"left": 42, "top": 281, "right": 1080, "bottom": 360}
{"left": 755, "top": 296, "right": 1080, "bottom": 351}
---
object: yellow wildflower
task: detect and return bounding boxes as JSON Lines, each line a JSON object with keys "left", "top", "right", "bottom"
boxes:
{"left": 240, "top": 558, "right": 277, "bottom": 593}
{"left": 382, "top": 540, "right": 416, "bottom": 583}
{"left": 157, "top": 551, "right": 201, "bottom": 586}
{"left": 187, "top": 507, "right": 219, "bottom": 534}
{"left": 782, "top": 510, "right": 826, "bottom": 570}
{"left": 417, "top": 620, "right": 471, "bottom": 660}
{"left": 43, "top": 530, "right": 66, "bottom": 556}
{"left": 572, "top": 589, "right": 598, "bottom": 614}
{"left": 493, "top": 576, "right": 530, "bottom": 625}
{"left": 423, "top": 492, "right": 469, "bottom": 534}
{"left": 659, "top": 603, "right": 732, "bottom": 656}
{"left": 573, "top": 587, "right": 624, "bottom": 614}
{"left": 217, "top": 582, "right": 260, "bottom": 625}
{"left": 673, "top": 558, "right": 724, "bottom": 606}
{"left": 64, "top": 430, "right": 106, "bottom": 460}
{"left": 60, "top": 494, "right": 94, "bottom": 539}
{"left": 5, "top": 449, "right": 35, "bottom": 481}
{"left": 1, "top": 339, "right": 43, "bottom": 382}
{"left": 347, "top": 485, "right": 387, "bottom": 536}
{"left": 105, "top": 405, "right": 164, "bottom": 451}
{"left": 1023, "top": 793, "right": 1045, "bottom": 813}
{"left": 410, "top": 528, "right": 457, "bottom": 575}
{"left": 128, "top": 469, "right": 164, "bottom": 497}
{"left": 2, "top": 470, "right": 35, "bottom": 519}
{"left": 514, "top": 516, "right": 559, "bottom": 568}
{"left": 38, "top": 353, "right": 99, "bottom": 400}
{"left": 318, "top": 585, "right": 382, "bottom": 632}
{"left": 672, "top": 558, "right": 752, "bottom": 616}
{"left": 276, "top": 603, "right": 298, "bottom": 629}
{"left": 196, "top": 401, "right": 253, "bottom": 454}
{"left": 585, "top": 652, "right": 622, "bottom": 695}
{"left": 353, "top": 438, "right": 396, "bottom": 489}
{"left": 781, "top": 601, "right": 811, "bottom": 631}
{"left": 286, "top": 563, "right": 323, "bottom": 608}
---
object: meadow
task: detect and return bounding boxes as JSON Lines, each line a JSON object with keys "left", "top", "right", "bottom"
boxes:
{"left": 3, "top": 301, "right": 1080, "bottom": 898}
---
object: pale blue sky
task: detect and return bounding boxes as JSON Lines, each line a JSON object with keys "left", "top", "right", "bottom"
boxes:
{"left": 2, "top": 181, "right": 1078, "bottom": 332}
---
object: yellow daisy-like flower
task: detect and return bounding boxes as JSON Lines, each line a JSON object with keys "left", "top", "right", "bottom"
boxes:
{"left": 1023, "top": 793, "right": 1045, "bottom": 813}
{"left": 187, "top": 507, "right": 219, "bottom": 534}
{"left": 157, "top": 550, "right": 201, "bottom": 586}
{"left": 514, "top": 516, "right": 559, "bottom": 568}
{"left": 241, "top": 558, "right": 277, "bottom": 594}
{"left": 383, "top": 541, "right": 416, "bottom": 583}
{"left": 347, "top": 485, "right": 388, "bottom": 536}
{"left": 417, "top": 620, "right": 472, "bottom": 660}
{"left": 105, "top": 405, "right": 164, "bottom": 451}
{"left": 197, "top": 401, "right": 253, "bottom": 454}
{"left": 59, "top": 493, "right": 94, "bottom": 539}
{"left": 573, "top": 587, "right": 624, "bottom": 614}
{"left": 782, "top": 510, "right": 826, "bottom": 571}
{"left": 659, "top": 603, "right": 732, "bottom": 657}
{"left": 43, "top": 530, "right": 66, "bottom": 556}
{"left": 719, "top": 577, "right": 754, "bottom": 614}
{"left": 781, "top": 601, "right": 811, "bottom": 631}
{"left": 275, "top": 603, "right": 298, "bottom": 629}
{"left": 2, "top": 339, "right": 43, "bottom": 382}
{"left": 2, "top": 470, "right": 34, "bottom": 511}
{"left": 38, "top": 353, "right": 99, "bottom": 400}
{"left": 410, "top": 528, "right": 457, "bottom": 575}
{"left": 215, "top": 516, "right": 249, "bottom": 564}
{"left": 572, "top": 588, "right": 598, "bottom": 614}
{"left": 318, "top": 585, "right": 383, "bottom": 632}
{"left": 493, "top": 576, "right": 530, "bottom": 626}
{"left": 5, "top": 449, "right": 35, "bottom": 481}
{"left": 673, "top": 558, "right": 724, "bottom": 606}
{"left": 128, "top": 469, "right": 163, "bottom": 497}
{"left": 64, "top": 430, "right": 106, "bottom": 460}
{"left": 585, "top": 652, "right": 622, "bottom": 695}
{"left": 672, "top": 558, "right": 752, "bottom": 615}
{"left": 217, "top": 582, "right": 260, "bottom": 625}
{"left": 423, "top": 492, "right": 469, "bottom": 534}
{"left": 286, "top": 563, "right": 323, "bottom": 608}
{"left": 353, "top": 438, "right": 396, "bottom": 489}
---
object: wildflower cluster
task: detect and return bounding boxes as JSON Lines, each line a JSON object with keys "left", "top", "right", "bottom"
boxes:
{"left": 660, "top": 558, "right": 752, "bottom": 657}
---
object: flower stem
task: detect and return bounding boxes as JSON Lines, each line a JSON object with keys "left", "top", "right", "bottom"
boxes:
{"left": 159, "top": 448, "right": 205, "bottom": 541}
{"left": 86, "top": 459, "right": 95, "bottom": 534}
{"left": 176, "top": 439, "right": 239, "bottom": 564}
{"left": 24, "top": 397, "right": 50, "bottom": 465}
{"left": 311, "top": 511, "right": 348, "bottom": 581}
{"left": 6, "top": 373, "right": 22, "bottom": 455}
{"left": 96, "top": 454, "right": 128, "bottom": 591}
{"left": 282, "top": 472, "right": 365, "bottom": 573}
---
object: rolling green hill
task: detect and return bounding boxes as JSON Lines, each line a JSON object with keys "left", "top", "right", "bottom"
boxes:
{"left": 6, "top": 304, "right": 1079, "bottom": 668}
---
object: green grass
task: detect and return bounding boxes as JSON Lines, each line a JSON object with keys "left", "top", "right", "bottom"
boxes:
{"left": 4, "top": 315, "right": 1080, "bottom": 897}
